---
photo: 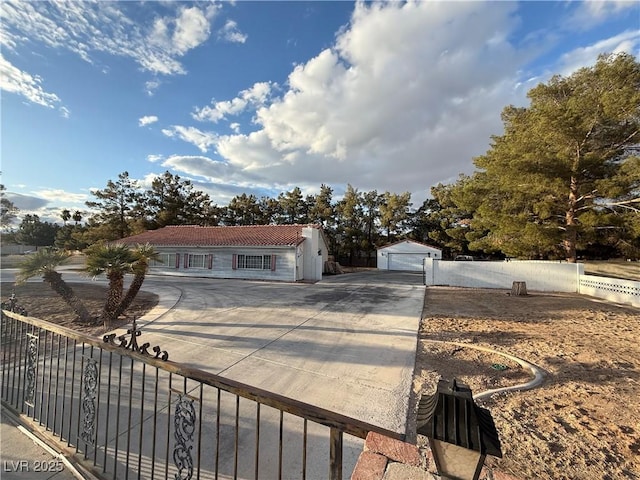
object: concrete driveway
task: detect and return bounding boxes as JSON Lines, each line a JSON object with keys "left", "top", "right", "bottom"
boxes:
{"left": 134, "top": 270, "right": 424, "bottom": 434}
{"left": 2, "top": 268, "right": 425, "bottom": 478}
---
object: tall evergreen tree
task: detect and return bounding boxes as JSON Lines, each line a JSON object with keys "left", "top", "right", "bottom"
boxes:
{"left": 379, "top": 191, "right": 412, "bottom": 242}
{"left": 257, "top": 196, "right": 279, "bottom": 225}
{"left": 16, "top": 214, "right": 60, "bottom": 246}
{"left": 276, "top": 187, "right": 307, "bottom": 224}
{"left": 222, "top": 193, "right": 262, "bottom": 225}
{"left": 308, "top": 184, "right": 337, "bottom": 250}
{"left": 410, "top": 198, "right": 445, "bottom": 246}
{"left": 468, "top": 53, "right": 640, "bottom": 261}
{"left": 142, "top": 171, "right": 214, "bottom": 228}
{"left": 430, "top": 178, "right": 487, "bottom": 258}
{"left": 361, "top": 190, "right": 382, "bottom": 260}
{"left": 0, "top": 183, "right": 18, "bottom": 229}
{"left": 308, "top": 184, "right": 335, "bottom": 229}
{"left": 335, "top": 184, "right": 364, "bottom": 263}
{"left": 85, "top": 171, "right": 142, "bottom": 240}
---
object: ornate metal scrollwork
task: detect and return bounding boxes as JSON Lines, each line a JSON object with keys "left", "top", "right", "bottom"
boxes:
{"left": 81, "top": 358, "right": 98, "bottom": 445}
{"left": 173, "top": 393, "right": 196, "bottom": 480}
{"left": 1, "top": 292, "right": 28, "bottom": 316}
{"left": 103, "top": 319, "right": 168, "bottom": 360}
{"left": 24, "top": 333, "right": 38, "bottom": 407}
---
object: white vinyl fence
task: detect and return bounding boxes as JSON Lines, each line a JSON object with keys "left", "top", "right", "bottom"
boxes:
{"left": 579, "top": 274, "right": 640, "bottom": 307}
{"left": 423, "top": 259, "right": 639, "bottom": 307}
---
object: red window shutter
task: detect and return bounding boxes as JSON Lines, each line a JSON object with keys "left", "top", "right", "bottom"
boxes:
{"left": 175, "top": 253, "right": 180, "bottom": 269}
{"left": 184, "top": 254, "right": 189, "bottom": 269}
{"left": 232, "top": 254, "right": 237, "bottom": 270}
{"left": 208, "top": 254, "right": 213, "bottom": 269}
{"left": 271, "top": 255, "right": 276, "bottom": 271}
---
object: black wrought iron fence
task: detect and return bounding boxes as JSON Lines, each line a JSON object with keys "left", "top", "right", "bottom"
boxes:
{"left": 0, "top": 310, "right": 403, "bottom": 480}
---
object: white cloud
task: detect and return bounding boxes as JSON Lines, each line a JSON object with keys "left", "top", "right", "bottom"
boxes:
{"left": 153, "top": 154, "right": 279, "bottom": 204}
{"left": 160, "top": 155, "right": 234, "bottom": 181}
{"left": 34, "top": 189, "right": 88, "bottom": 204}
{"left": 556, "top": 30, "right": 640, "bottom": 76}
{"left": 0, "top": 54, "right": 62, "bottom": 108}
{"left": 200, "top": 1, "right": 530, "bottom": 198}
{"left": 162, "top": 126, "right": 218, "bottom": 153}
{"left": 147, "top": 154, "right": 164, "bottom": 163}
{"left": 219, "top": 19, "right": 247, "bottom": 44}
{"left": 4, "top": 189, "right": 88, "bottom": 224}
{"left": 149, "top": 5, "right": 218, "bottom": 57}
{"left": 174, "top": 6, "right": 214, "bottom": 53}
{"left": 193, "top": 81, "right": 274, "bottom": 123}
{"left": 0, "top": 2, "right": 220, "bottom": 77}
{"left": 568, "top": 1, "right": 638, "bottom": 30}
{"left": 145, "top": 80, "right": 161, "bottom": 96}
{"left": 139, "top": 115, "right": 159, "bottom": 127}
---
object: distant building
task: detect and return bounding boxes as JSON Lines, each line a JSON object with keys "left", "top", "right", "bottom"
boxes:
{"left": 1, "top": 244, "right": 37, "bottom": 255}
{"left": 116, "top": 224, "right": 328, "bottom": 282}
{"left": 377, "top": 239, "right": 442, "bottom": 271}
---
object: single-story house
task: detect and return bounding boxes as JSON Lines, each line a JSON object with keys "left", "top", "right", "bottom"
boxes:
{"left": 377, "top": 239, "right": 442, "bottom": 271}
{"left": 116, "top": 224, "right": 329, "bottom": 282}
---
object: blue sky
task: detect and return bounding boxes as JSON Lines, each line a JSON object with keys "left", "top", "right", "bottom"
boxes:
{"left": 1, "top": 0, "right": 639, "bottom": 225}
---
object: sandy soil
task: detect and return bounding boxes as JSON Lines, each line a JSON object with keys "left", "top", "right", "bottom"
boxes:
{"left": 1, "top": 282, "right": 158, "bottom": 337}
{"left": 414, "top": 287, "right": 640, "bottom": 480}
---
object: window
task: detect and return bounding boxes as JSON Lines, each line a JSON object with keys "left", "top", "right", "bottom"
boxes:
{"left": 236, "top": 254, "right": 273, "bottom": 270}
{"left": 188, "top": 254, "right": 206, "bottom": 268}
{"left": 150, "top": 253, "right": 176, "bottom": 268}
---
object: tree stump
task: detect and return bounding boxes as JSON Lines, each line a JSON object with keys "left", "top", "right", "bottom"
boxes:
{"left": 511, "top": 281, "right": 528, "bottom": 296}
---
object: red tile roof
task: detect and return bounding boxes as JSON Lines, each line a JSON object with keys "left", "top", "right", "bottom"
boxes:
{"left": 116, "top": 224, "right": 320, "bottom": 247}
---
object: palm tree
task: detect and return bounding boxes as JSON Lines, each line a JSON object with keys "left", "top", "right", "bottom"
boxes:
{"left": 85, "top": 243, "right": 137, "bottom": 327}
{"left": 61, "top": 209, "right": 71, "bottom": 225}
{"left": 16, "top": 248, "right": 93, "bottom": 323}
{"left": 112, "top": 243, "right": 160, "bottom": 319}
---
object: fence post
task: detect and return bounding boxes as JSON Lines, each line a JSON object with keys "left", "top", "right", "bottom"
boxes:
{"left": 329, "top": 427, "right": 343, "bottom": 480}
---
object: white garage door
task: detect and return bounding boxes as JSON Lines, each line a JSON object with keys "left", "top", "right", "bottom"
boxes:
{"left": 388, "top": 253, "right": 425, "bottom": 271}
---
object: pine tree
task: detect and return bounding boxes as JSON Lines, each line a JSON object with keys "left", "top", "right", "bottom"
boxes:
{"left": 469, "top": 53, "right": 640, "bottom": 261}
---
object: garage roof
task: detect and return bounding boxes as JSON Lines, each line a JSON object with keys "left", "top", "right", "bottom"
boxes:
{"left": 377, "top": 239, "right": 440, "bottom": 251}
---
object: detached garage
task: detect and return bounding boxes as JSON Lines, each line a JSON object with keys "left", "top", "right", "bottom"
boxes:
{"left": 377, "top": 240, "right": 442, "bottom": 272}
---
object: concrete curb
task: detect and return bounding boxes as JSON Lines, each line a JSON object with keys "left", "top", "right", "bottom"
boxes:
{"left": 1, "top": 403, "right": 99, "bottom": 480}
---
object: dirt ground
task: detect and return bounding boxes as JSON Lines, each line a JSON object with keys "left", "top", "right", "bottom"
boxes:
{"left": 0, "top": 282, "right": 158, "bottom": 337}
{"left": 3, "top": 281, "right": 639, "bottom": 479}
{"left": 415, "top": 287, "right": 640, "bottom": 480}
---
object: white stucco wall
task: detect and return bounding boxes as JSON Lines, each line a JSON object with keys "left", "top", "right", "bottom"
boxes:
{"left": 377, "top": 241, "right": 441, "bottom": 271}
{"left": 150, "top": 246, "right": 297, "bottom": 282}
{"left": 424, "top": 259, "right": 584, "bottom": 292}
{"left": 301, "top": 227, "right": 328, "bottom": 281}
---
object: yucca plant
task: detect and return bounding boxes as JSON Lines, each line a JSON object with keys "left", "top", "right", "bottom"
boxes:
{"left": 16, "top": 248, "right": 93, "bottom": 323}
{"left": 112, "top": 243, "right": 160, "bottom": 320}
{"left": 85, "top": 243, "right": 137, "bottom": 327}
